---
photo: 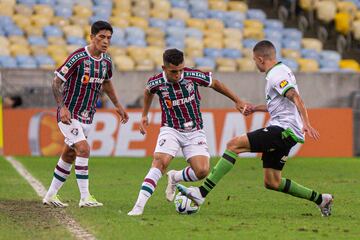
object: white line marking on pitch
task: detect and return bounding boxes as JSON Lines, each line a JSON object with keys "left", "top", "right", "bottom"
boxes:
{"left": 5, "top": 156, "right": 96, "bottom": 240}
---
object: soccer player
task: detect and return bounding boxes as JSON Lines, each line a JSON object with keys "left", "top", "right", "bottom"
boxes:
{"left": 177, "top": 40, "right": 334, "bottom": 217}
{"left": 42, "top": 21, "right": 129, "bottom": 208}
{"left": 128, "top": 48, "right": 247, "bottom": 216}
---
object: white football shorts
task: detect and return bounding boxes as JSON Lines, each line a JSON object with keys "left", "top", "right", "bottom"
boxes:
{"left": 154, "top": 127, "right": 210, "bottom": 160}
{"left": 58, "top": 119, "right": 93, "bottom": 147}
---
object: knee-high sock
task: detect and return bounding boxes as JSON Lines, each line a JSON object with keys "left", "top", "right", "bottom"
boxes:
{"left": 199, "top": 150, "right": 237, "bottom": 197}
{"left": 278, "top": 178, "right": 323, "bottom": 204}
{"left": 133, "top": 167, "right": 162, "bottom": 209}
{"left": 75, "top": 157, "right": 89, "bottom": 199}
{"left": 45, "top": 158, "right": 72, "bottom": 198}
{"left": 173, "top": 166, "right": 199, "bottom": 182}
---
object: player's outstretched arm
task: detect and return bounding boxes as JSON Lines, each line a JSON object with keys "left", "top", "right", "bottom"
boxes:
{"left": 285, "top": 88, "right": 320, "bottom": 140}
{"left": 210, "top": 79, "right": 248, "bottom": 113}
{"left": 140, "top": 89, "right": 154, "bottom": 135}
{"left": 52, "top": 76, "right": 71, "bottom": 124}
{"left": 103, "top": 79, "right": 129, "bottom": 124}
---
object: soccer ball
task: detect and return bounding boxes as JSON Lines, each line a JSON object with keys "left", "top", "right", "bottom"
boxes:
{"left": 174, "top": 192, "right": 199, "bottom": 214}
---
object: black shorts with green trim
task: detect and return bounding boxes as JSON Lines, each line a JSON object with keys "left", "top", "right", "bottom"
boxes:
{"left": 247, "top": 126, "right": 297, "bottom": 170}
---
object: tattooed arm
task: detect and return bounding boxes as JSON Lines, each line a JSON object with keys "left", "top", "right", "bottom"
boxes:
{"left": 52, "top": 76, "right": 71, "bottom": 124}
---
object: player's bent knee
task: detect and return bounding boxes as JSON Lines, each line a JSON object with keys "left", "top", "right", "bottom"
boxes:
{"left": 76, "top": 143, "right": 90, "bottom": 158}
{"left": 151, "top": 159, "right": 167, "bottom": 173}
{"left": 194, "top": 167, "right": 209, "bottom": 179}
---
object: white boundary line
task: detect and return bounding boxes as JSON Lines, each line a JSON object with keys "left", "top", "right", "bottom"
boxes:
{"left": 4, "top": 156, "right": 96, "bottom": 240}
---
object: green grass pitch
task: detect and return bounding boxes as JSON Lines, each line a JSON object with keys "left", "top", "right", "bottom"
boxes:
{"left": 0, "top": 156, "right": 359, "bottom": 240}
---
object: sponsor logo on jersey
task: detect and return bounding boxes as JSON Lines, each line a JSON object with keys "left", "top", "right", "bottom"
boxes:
{"left": 71, "top": 128, "right": 79, "bottom": 136}
{"left": 101, "top": 61, "right": 107, "bottom": 67}
{"left": 168, "top": 94, "right": 195, "bottom": 107}
{"left": 81, "top": 75, "right": 104, "bottom": 84}
{"left": 280, "top": 80, "right": 289, "bottom": 88}
{"left": 61, "top": 66, "right": 69, "bottom": 74}
{"left": 185, "top": 71, "right": 206, "bottom": 79}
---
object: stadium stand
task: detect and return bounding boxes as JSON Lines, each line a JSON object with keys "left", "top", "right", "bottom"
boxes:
{"left": 0, "top": 0, "right": 358, "bottom": 72}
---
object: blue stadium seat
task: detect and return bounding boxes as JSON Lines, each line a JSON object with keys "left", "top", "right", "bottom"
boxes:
{"left": 208, "top": 10, "right": 226, "bottom": 20}
{"left": 282, "top": 28, "right": 302, "bottom": 41}
{"left": 189, "top": 0, "right": 208, "bottom": 11}
{"left": 67, "top": 36, "right": 86, "bottom": 46}
{"left": 149, "top": 18, "right": 167, "bottom": 31}
{"left": 185, "top": 28, "right": 203, "bottom": 39}
{"left": 190, "top": 10, "right": 208, "bottom": 19}
{"left": 56, "top": 0, "right": 74, "bottom": 7}
{"left": 55, "top": 6, "right": 73, "bottom": 18}
{"left": 204, "top": 48, "right": 223, "bottom": 58}
{"left": 282, "top": 39, "right": 301, "bottom": 50}
{"left": 166, "top": 27, "right": 186, "bottom": 39}
{"left": 18, "top": 0, "right": 37, "bottom": 6}
{"left": 5, "top": 26, "right": 24, "bottom": 36}
{"left": 92, "top": 5, "right": 112, "bottom": 18}
{"left": 0, "top": 29, "right": 5, "bottom": 36}
{"left": 170, "top": 0, "right": 189, "bottom": 9}
{"left": 243, "top": 39, "right": 258, "bottom": 49}
{"left": 281, "top": 58, "right": 299, "bottom": 72}
{"left": 222, "top": 48, "right": 242, "bottom": 59}
{"left": 167, "top": 19, "right": 186, "bottom": 28}
{"left": 126, "top": 37, "right": 146, "bottom": 47}
{"left": 166, "top": 37, "right": 185, "bottom": 49}
{"left": 225, "top": 11, "right": 246, "bottom": 22}
{"left": 301, "top": 49, "right": 320, "bottom": 61}
{"left": 38, "top": 0, "right": 56, "bottom": 5}
{"left": 247, "top": 9, "right": 267, "bottom": 22}
{"left": 16, "top": 55, "right": 37, "bottom": 69}
{"left": 225, "top": 20, "right": 244, "bottom": 29}
{"left": 44, "top": 26, "right": 63, "bottom": 38}
{"left": 319, "top": 50, "right": 341, "bottom": 62}
{"left": 264, "top": 29, "right": 283, "bottom": 41}
{"left": 0, "top": 16, "right": 13, "bottom": 28}
{"left": 90, "top": 15, "right": 110, "bottom": 24}
{"left": 125, "top": 27, "right": 146, "bottom": 39}
{"left": 264, "top": 19, "right": 284, "bottom": 30}
{"left": 28, "top": 36, "right": 48, "bottom": 46}
{"left": 0, "top": 56, "right": 17, "bottom": 68}
{"left": 35, "top": 55, "right": 55, "bottom": 66}
{"left": 194, "top": 57, "right": 216, "bottom": 69}
{"left": 93, "top": 0, "right": 112, "bottom": 7}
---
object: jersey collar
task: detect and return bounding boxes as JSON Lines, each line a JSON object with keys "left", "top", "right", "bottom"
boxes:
{"left": 162, "top": 71, "right": 184, "bottom": 84}
{"left": 266, "top": 61, "right": 282, "bottom": 76}
{"left": 85, "top": 46, "right": 103, "bottom": 61}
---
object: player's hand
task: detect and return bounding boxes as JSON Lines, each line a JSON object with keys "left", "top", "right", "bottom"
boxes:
{"left": 60, "top": 106, "right": 72, "bottom": 125}
{"left": 139, "top": 116, "right": 149, "bottom": 135}
{"left": 116, "top": 107, "right": 129, "bottom": 124}
{"left": 236, "top": 101, "right": 254, "bottom": 116}
{"left": 302, "top": 124, "right": 320, "bottom": 140}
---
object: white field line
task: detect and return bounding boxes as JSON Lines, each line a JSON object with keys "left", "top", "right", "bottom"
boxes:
{"left": 5, "top": 156, "right": 96, "bottom": 240}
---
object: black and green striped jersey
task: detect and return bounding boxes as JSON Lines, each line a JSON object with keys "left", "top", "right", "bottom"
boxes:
{"left": 55, "top": 46, "right": 112, "bottom": 124}
{"left": 146, "top": 67, "right": 212, "bottom": 131}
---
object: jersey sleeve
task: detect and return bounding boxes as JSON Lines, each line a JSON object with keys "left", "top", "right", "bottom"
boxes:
{"left": 105, "top": 59, "right": 113, "bottom": 81}
{"left": 145, "top": 77, "right": 158, "bottom": 94}
{"left": 270, "top": 74, "right": 295, "bottom": 96}
{"left": 54, "top": 52, "right": 81, "bottom": 82}
{"left": 185, "top": 68, "right": 212, "bottom": 87}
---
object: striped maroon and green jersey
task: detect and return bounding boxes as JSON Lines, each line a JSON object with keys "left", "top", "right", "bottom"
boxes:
{"left": 146, "top": 67, "right": 212, "bottom": 131}
{"left": 55, "top": 46, "right": 112, "bottom": 124}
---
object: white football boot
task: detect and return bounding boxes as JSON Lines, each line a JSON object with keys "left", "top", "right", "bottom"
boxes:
{"left": 43, "top": 195, "right": 69, "bottom": 208}
{"left": 165, "top": 170, "right": 177, "bottom": 202}
{"left": 317, "top": 193, "right": 334, "bottom": 217}
{"left": 127, "top": 205, "right": 144, "bottom": 216}
{"left": 176, "top": 184, "right": 205, "bottom": 206}
{"left": 79, "top": 195, "right": 103, "bottom": 208}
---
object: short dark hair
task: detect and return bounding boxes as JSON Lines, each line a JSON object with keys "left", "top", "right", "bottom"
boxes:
{"left": 163, "top": 48, "right": 184, "bottom": 66}
{"left": 91, "top": 21, "right": 113, "bottom": 35}
{"left": 253, "top": 40, "right": 276, "bottom": 59}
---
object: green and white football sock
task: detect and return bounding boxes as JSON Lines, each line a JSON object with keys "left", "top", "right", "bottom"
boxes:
{"left": 199, "top": 150, "right": 237, "bottom": 197}
{"left": 278, "top": 178, "right": 323, "bottom": 204}
{"left": 134, "top": 167, "right": 162, "bottom": 209}
{"left": 45, "top": 158, "right": 72, "bottom": 199}
{"left": 75, "top": 157, "right": 90, "bottom": 200}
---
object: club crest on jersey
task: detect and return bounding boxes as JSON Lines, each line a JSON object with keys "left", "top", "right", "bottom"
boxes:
{"left": 161, "top": 91, "right": 169, "bottom": 97}
{"left": 102, "top": 68, "right": 107, "bottom": 77}
{"left": 71, "top": 128, "right": 79, "bottom": 136}
{"left": 159, "top": 139, "right": 166, "bottom": 146}
{"left": 60, "top": 66, "right": 68, "bottom": 74}
{"left": 101, "top": 61, "right": 107, "bottom": 67}
{"left": 185, "top": 82, "right": 194, "bottom": 93}
{"left": 279, "top": 80, "right": 288, "bottom": 88}
{"left": 84, "top": 60, "right": 91, "bottom": 65}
